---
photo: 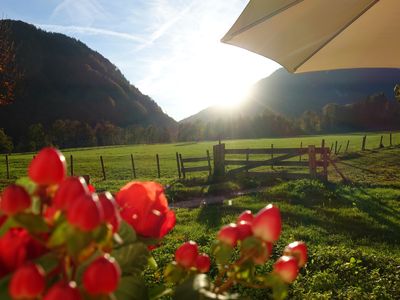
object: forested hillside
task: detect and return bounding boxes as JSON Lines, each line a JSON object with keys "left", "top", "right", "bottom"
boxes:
{"left": 0, "top": 20, "right": 177, "bottom": 152}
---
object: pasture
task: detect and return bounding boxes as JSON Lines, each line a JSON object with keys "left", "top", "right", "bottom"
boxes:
{"left": 0, "top": 132, "right": 398, "bottom": 191}
{"left": 0, "top": 131, "right": 399, "bottom": 298}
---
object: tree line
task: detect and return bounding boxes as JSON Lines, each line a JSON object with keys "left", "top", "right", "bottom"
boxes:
{"left": 0, "top": 120, "right": 172, "bottom": 153}
{"left": 1, "top": 93, "right": 399, "bottom": 153}
{"left": 177, "top": 93, "right": 400, "bottom": 141}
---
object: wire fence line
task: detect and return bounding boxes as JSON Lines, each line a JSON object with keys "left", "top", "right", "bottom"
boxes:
{"left": 1, "top": 133, "right": 399, "bottom": 181}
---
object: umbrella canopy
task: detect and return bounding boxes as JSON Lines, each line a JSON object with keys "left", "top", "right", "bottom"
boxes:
{"left": 221, "top": 0, "right": 400, "bottom": 73}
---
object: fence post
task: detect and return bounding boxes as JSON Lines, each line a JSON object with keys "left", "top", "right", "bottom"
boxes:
{"left": 334, "top": 141, "right": 338, "bottom": 155}
{"left": 379, "top": 135, "right": 384, "bottom": 148}
{"left": 299, "top": 142, "right": 303, "bottom": 161}
{"left": 179, "top": 154, "right": 185, "bottom": 178}
{"left": 271, "top": 144, "right": 274, "bottom": 169}
{"left": 361, "top": 135, "right": 367, "bottom": 151}
{"left": 390, "top": 133, "right": 393, "bottom": 146}
{"left": 100, "top": 156, "right": 106, "bottom": 180}
{"left": 345, "top": 140, "right": 350, "bottom": 152}
{"left": 131, "top": 154, "right": 136, "bottom": 179}
{"left": 206, "top": 150, "right": 212, "bottom": 176}
{"left": 246, "top": 148, "right": 249, "bottom": 173}
{"left": 320, "top": 139, "right": 325, "bottom": 160}
{"left": 175, "top": 152, "right": 181, "bottom": 178}
{"left": 213, "top": 143, "right": 225, "bottom": 177}
{"left": 322, "top": 146, "right": 328, "bottom": 182}
{"left": 70, "top": 155, "right": 74, "bottom": 176}
{"left": 5, "top": 154, "right": 9, "bottom": 179}
{"left": 156, "top": 154, "right": 161, "bottom": 178}
{"left": 308, "top": 145, "right": 317, "bottom": 179}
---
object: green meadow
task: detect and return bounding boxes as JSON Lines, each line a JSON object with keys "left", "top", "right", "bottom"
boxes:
{"left": 0, "top": 131, "right": 398, "bottom": 191}
{"left": 1, "top": 132, "right": 400, "bottom": 298}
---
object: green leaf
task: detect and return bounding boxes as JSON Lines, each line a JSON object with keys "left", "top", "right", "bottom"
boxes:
{"left": 164, "top": 262, "right": 186, "bottom": 284}
{"left": 114, "top": 275, "right": 149, "bottom": 300}
{"left": 115, "top": 220, "right": 137, "bottom": 247}
{"left": 92, "top": 224, "right": 109, "bottom": 244}
{"left": 48, "top": 221, "right": 92, "bottom": 257}
{"left": 15, "top": 177, "right": 37, "bottom": 195}
{"left": 212, "top": 242, "right": 233, "bottom": 265}
{"left": 265, "top": 274, "right": 288, "bottom": 300}
{"left": 112, "top": 242, "right": 149, "bottom": 276}
{"left": 14, "top": 213, "right": 49, "bottom": 234}
{"left": 48, "top": 221, "right": 71, "bottom": 247}
{"left": 148, "top": 255, "right": 158, "bottom": 270}
{"left": 148, "top": 284, "right": 173, "bottom": 300}
{"left": 0, "top": 275, "right": 12, "bottom": 300}
{"left": 0, "top": 217, "right": 19, "bottom": 237}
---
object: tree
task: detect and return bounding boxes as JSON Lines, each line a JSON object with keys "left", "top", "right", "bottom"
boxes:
{"left": 0, "top": 128, "right": 13, "bottom": 153}
{"left": 0, "top": 21, "right": 18, "bottom": 105}
{"left": 27, "top": 123, "right": 48, "bottom": 151}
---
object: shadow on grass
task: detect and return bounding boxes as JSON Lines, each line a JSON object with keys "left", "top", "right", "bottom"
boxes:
{"left": 196, "top": 203, "right": 242, "bottom": 230}
{"left": 277, "top": 183, "right": 400, "bottom": 245}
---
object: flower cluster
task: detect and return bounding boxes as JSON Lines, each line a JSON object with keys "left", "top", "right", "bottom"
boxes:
{"left": 214, "top": 206, "right": 307, "bottom": 292}
{"left": 0, "top": 146, "right": 307, "bottom": 300}
{"left": 0, "top": 147, "right": 175, "bottom": 299}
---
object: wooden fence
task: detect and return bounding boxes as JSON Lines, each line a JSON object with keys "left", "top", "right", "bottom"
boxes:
{"left": 176, "top": 151, "right": 212, "bottom": 178}
{"left": 213, "top": 143, "right": 330, "bottom": 181}
{"left": 1, "top": 132, "right": 399, "bottom": 180}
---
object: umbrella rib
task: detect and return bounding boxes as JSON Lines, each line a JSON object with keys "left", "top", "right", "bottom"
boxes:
{"left": 292, "top": 0, "right": 380, "bottom": 72}
{"left": 221, "top": 0, "right": 304, "bottom": 42}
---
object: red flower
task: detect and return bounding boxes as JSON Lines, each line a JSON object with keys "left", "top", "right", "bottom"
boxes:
{"left": 0, "top": 228, "right": 47, "bottom": 275}
{"left": 83, "top": 255, "right": 121, "bottom": 295}
{"left": 116, "top": 182, "right": 175, "bottom": 239}
{"left": 0, "top": 185, "right": 31, "bottom": 215}
{"left": 9, "top": 263, "right": 46, "bottom": 299}
{"left": 28, "top": 147, "right": 67, "bottom": 186}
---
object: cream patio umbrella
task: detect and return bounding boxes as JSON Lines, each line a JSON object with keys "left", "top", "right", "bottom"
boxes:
{"left": 221, "top": 0, "right": 400, "bottom": 73}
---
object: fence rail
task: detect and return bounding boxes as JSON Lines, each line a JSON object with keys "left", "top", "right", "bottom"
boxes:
{"left": 1, "top": 132, "right": 399, "bottom": 181}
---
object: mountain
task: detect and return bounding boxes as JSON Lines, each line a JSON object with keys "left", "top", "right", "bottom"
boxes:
{"left": 0, "top": 20, "right": 177, "bottom": 143}
{"left": 182, "top": 68, "right": 400, "bottom": 123}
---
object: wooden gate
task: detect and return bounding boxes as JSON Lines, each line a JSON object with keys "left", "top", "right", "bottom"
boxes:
{"left": 176, "top": 151, "right": 212, "bottom": 178}
{"left": 213, "top": 143, "right": 330, "bottom": 181}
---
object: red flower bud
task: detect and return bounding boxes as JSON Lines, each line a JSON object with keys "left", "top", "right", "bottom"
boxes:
{"left": 237, "top": 210, "right": 253, "bottom": 224}
{"left": 0, "top": 185, "right": 31, "bottom": 215}
{"left": 44, "top": 282, "right": 82, "bottom": 300}
{"left": 252, "top": 204, "right": 281, "bottom": 242}
{"left": 83, "top": 255, "right": 121, "bottom": 295}
{"left": 217, "top": 223, "right": 239, "bottom": 247}
{"left": 253, "top": 241, "right": 273, "bottom": 265}
{"left": 53, "top": 177, "right": 89, "bottom": 210}
{"left": 67, "top": 194, "right": 103, "bottom": 231}
{"left": 0, "top": 228, "right": 47, "bottom": 274}
{"left": 237, "top": 221, "right": 253, "bottom": 240}
{"left": 195, "top": 253, "right": 211, "bottom": 273}
{"left": 175, "top": 241, "right": 199, "bottom": 269}
{"left": 284, "top": 241, "right": 308, "bottom": 267}
{"left": 98, "top": 192, "right": 121, "bottom": 233}
{"left": 116, "top": 182, "right": 175, "bottom": 239}
{"left": 273, "top": 256, "right": 299, "bottom": 283}
{"left": 9, "top": 263, "right": 45, "bottom": 299}
{"left": 28, "top": 147, "right": 66, "bottom": 186}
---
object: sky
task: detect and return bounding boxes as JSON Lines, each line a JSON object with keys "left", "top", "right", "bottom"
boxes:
{"left": 1, "top": 0, "right": 280, "bottom": 120}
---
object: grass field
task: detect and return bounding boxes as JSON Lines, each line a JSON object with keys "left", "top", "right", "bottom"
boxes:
{"left": 0, "top": 132, "right": 399, "bottom": 298}
{"left": 0, "top": 131, "right": 398, "bottom": 192}
{"left": 147, "top": 147, "right": 400, "bottom": 299}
